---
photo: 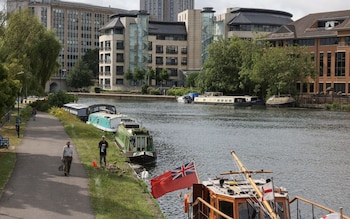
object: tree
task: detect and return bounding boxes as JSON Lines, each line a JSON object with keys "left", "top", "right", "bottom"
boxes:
{"left": 251, "top": 45, "right": 316, "bottom": 98}
{"left": 200, "top": 37, "right": 243, "bottom": 94}
{"left": 159, "top": 68, "right": 169, "bottom": 86}
{"left": 186, "top": 72, "right": 199, "bottom": 88}
{"left": 124, "top": 70, "right": 133, "bottom": 85}
{"left": 145, "top": 67, "right": 155, "bottom": 86}
{"left": 82, "top": 48, "right": 99, "bottom": 78}
{"left": 66, "top": 61, "right": 94, "bottom": 89}
{"left": 133, "top": 67, "right": 145, "bottom": 85}
{"left": 0, "top": 10, "right": 61, "bottom": 95}
{"left": 0, "top": 64, "right": 19, "bottom": 118}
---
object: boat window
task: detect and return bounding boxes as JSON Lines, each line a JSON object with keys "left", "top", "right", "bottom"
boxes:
{"left": 238, "top": 202, "right": 260, "bottom": 219}
{"left": 219, "top": 200, "right": 233, "bottom": 218}
{"left": 276, "top": 201, "right": 286, "bottom": 219}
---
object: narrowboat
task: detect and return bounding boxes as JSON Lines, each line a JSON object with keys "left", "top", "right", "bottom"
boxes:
{"left": 193, "top": 92, "right": 264, "bottom": 106}
{"left": 184, "top": 151, "right": 349, "bottom": 219}
{"left": 86, "top": 111, "right": 128, "bottom": 133}
{"left": 115, "top": 119, "right": 156, "bottom": 164}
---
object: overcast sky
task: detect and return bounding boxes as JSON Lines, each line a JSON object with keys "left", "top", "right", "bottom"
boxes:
{"left": 66, "top": 0, "right": 350, "bottom": 21}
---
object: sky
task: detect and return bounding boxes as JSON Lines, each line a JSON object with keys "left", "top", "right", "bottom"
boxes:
{"left": 66, "top": 0, "right": 350, "bottom": 21}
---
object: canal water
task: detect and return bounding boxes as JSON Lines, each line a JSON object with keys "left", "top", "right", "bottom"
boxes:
{"left": 78, "top": 97, "right": 350, "bottom": 219}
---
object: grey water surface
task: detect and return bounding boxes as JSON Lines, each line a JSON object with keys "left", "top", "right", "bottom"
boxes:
{"left": 79, "top": 97, "right": 350, "bottom": 219}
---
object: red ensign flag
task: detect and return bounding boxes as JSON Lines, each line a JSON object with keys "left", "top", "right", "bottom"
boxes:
{"left": 151, "top": 161, "right": 199, "bottom": 199}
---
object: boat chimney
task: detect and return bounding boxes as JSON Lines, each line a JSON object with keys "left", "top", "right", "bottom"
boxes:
{"left": 219, "top": 179, "right": 224, "bottom": 188}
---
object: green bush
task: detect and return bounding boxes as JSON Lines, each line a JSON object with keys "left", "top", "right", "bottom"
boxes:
{"left": 167, "top": 87, "right": 200, "bottom": 96}
{"left": 141, "top": 84, "right": 149, "bottom": 94}
{"left": 147, "top": 87, "right": 160, "bottom": 95}
{"left": 47, "top": 91, "right": 78, "bottom": 108}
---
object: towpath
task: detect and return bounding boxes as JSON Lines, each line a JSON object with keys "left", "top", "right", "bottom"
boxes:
{"left": 0, "top": 112, "right": 95, "bottom": 219}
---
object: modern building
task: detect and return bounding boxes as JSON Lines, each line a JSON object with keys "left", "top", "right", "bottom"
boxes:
{"left": 98, "top": 7, "right": 294, "bottom": 90}
{"left": 140, "top": 0, "right": 194, "bottom": 22}
{"left": 99, "top": 11, "right": 189, "bottom": 90}
{"left": 267, "top": 10, "right": 350, "bottom": 95}
{"left": 7, "top": 0, "right": 125, "bottom": 92}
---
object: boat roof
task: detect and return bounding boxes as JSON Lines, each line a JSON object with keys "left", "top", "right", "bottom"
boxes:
{"left": 89, "top": 112, "right": 128, "bottom": 119}
{"left": 63, "top": 103, "right": 89, "bottom": 109}
{"left": 201, "top": 178, "right": 288, "bottom": 199}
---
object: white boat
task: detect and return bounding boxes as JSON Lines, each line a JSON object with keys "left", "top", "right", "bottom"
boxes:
{"left": 86, "top": 111, "right": 128, "bottom": 132}
{"left": 177, "top": 95, "right": 193, "bottom": 103}
{"left": 193, "top": 92, "right": 264, "bottom": 106}
{"left": 266, "top": 94, "right": 296, "bottom": 107}
{"left": 63, "top": 103, "right": 89, "bottom": 121}
{"left": 184, "top": 151, "right": 349, "bottom": 219}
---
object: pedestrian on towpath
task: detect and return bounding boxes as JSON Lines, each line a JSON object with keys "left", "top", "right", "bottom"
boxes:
{"left": 62, "top": 141, "right": 73, "bottom": 176}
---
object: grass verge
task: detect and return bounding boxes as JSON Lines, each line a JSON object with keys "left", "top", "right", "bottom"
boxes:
{"left": 50, "top": 107, "right": 164, "bottom": 219}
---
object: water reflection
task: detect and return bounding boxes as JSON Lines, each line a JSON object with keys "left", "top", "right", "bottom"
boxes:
{"left": 79, "top": 98, "right": 350, "bottom": 218}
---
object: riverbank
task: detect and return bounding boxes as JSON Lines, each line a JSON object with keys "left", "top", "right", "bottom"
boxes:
{"left": 0, "top": 107, "right": 165, "bottom": 219}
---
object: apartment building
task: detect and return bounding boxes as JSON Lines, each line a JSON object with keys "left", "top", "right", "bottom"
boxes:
{"left": 140, "top": 0, "right": 194, "bottom": 21}
{"left": 7, "top": 0, "right": 125, "bottom": 92}
{"left": 99, "top": 11, "right": 190, "bottom": 90}
{"left": 267, "top": 10, "right": 350, "bottom": 95}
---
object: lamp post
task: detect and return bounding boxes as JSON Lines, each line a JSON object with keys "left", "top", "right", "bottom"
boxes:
{"left": 16, "top": 71, "right": 24, "bottom": 138}
{"left": 60, "top": 69, "right": 66, "bottom": 91}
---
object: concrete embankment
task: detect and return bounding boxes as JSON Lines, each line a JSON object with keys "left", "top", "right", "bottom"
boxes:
{"left": 68, "top": 92, "right": 177, "bottom": 101}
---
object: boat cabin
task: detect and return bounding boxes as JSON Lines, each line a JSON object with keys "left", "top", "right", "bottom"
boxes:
{"left": 191, "top": 178, "right": 290, "bottom": 219}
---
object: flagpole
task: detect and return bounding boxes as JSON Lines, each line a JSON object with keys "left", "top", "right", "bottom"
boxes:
{"left": 193, "top": 160, "right": 200, "bottom": 183}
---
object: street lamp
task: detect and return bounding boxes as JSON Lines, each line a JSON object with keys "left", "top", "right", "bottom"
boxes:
{"left": 17, "top": 71, "right": 27, "bottom": 98}
{"left": 16, "top": 71, "right": 24, "bottom": 138}
{"left": 60, "top": 69, "right": 66, "bottom": 91}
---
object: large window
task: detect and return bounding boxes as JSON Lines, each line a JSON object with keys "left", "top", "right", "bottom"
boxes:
{"left": 320, "top": 37, "right": 339, "bottom": 46}
{"left": 334, "top": 83, "right": 345, "bottom": 93}
{"left": 166, "top": 45, "right": 178, "bottom": 54}
{"left": 335, "top": 52, "right": 345, "bottom": 77}
{"left": 166, "top": 57, "right": 177, "bottom": 65}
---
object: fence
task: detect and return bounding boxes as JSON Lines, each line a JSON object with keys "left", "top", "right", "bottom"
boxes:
{"left": 0, "top": 111, "right": 11, "bottom": 128}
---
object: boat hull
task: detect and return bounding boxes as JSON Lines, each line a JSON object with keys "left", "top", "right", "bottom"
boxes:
{"left": 266, "top": 95, "right": 296, "bottom": 107}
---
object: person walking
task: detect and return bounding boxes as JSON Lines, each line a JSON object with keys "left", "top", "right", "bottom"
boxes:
{"left": 98, "top": 136, "right": 108, "bottom": 167}
{"left": 32, "top": 107, "right": 37, "bottom": 121}
{"left": 62, "top": 141, "right": 73, "bottom": 176}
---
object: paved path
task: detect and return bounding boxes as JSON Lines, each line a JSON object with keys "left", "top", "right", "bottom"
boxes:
{"left": 0, "top": 112, "right": 95, "bottom": 219}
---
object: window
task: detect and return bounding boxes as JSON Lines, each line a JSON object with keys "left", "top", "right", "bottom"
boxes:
{"left": 334, "top": 83, "right": 345, "bottom": 93}
{"left": 116, "top": 79, "right": 123, "bottom": 84}
{"left": 166, "top": 57, "right": 177, "bottom": 65}
{"left": 156, "top": 57, "right": 163, "bottom": 65}
{"left": 335, "top": 52, "right": 345, "bottom": 77}
{"left": 166, "top": 45, "right": 178, "bottom": 54}
{"left": 327, "top": 52, "right": 331, "bottom": 77}
{"left": 181, "top": 47, "right": 187, "bottom": 54}
{"left": 148, "top": 41, "right": 152, "bottom": 51}
{"left": 116, "top": 40, "right": 124, "bottom": 50}
{"left": 181, "top": 57, "right": 187, "bottom": 65}
{"left": 156, "top": 45, "right": 163, "bottom": 54}
{"left": 320, "top": 37, "right": 339, "bottom": 46}
{"left": 116, "top": 53, "right": 124, "bottom": 62}
{"left": 148, "top": 54, "right": 152, "bottom": 63}
{"left": 319, "top": 53, "right": 324, "bottom": 77}
{"left": 116, "top": 66, "right": 124, "bottom": 75}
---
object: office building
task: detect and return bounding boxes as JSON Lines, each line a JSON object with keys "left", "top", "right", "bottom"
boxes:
{"left": 140, "top": 0, "right": 194, "bottom": 21}
{"left": 267, "top": 10, "right": 350, "bottom": 95}
{"left": 7, "top": 0, "right": 125, "bottom": 92}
